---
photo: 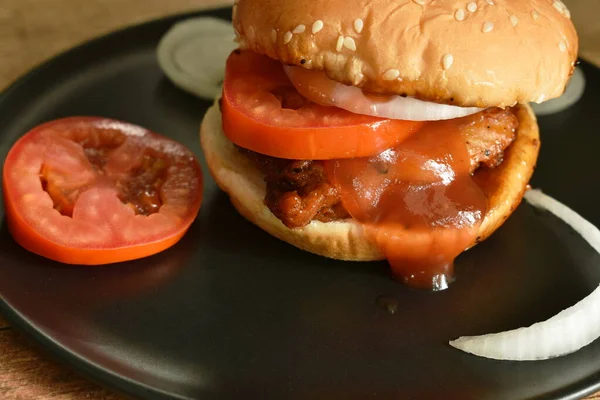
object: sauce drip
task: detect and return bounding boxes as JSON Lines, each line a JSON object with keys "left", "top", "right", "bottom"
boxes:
{"left": 325, "top": 120, "right": 488, "bottom": 290}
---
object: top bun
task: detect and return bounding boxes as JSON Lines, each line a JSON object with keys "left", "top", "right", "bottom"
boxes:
{"left": 233, "top": 0, "right": 578, "bottom": 108}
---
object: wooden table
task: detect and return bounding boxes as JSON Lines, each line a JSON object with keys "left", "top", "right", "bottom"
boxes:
{"left": 0, "top": 0, "right": 598, "bottom": 398}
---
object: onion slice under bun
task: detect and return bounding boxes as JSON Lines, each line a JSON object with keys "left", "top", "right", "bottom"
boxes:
{"left": 284, "top": 65, "right": 483, "bottom": 121}
{"left": 531, "top": 68, "right": 586, "bottom": 116}
{"left": 450, "top": 189, "right": 600, "bottom": 361}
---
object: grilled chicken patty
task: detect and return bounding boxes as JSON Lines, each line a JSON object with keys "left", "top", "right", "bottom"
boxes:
{"left": 240, "top": 107, "right": 518, "bottom": 229}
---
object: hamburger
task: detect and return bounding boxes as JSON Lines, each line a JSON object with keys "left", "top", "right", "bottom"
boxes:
{"left": 201, "top": 0, "right": 578, "bottom": 290}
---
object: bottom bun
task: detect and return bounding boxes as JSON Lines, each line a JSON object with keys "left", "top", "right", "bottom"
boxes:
{"left": 200, "top": 102, "right": 540, "bottom": 261}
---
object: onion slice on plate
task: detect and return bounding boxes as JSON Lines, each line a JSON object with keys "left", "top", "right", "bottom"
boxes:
{"left": 157, "top": 17, "right": 237, "bottom": 100}
{"left": 284, "top": 65, "right": 483, "bottom": 121}
{"left": 450, "top": 189, "right": 600, "bottom": 361}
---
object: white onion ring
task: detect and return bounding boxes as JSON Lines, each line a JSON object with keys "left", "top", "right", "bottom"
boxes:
{"left": 157, "top": 17, "right": 237, "bottom": 100}
{"left": 284, "top": 65, "right": 483, "bottom": 121}
{"left": 450, "top": 189, "right": 600, "bottom": 361}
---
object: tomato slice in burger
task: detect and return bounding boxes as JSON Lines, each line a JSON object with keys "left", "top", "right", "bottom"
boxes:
{"left": 221, "top": 50, "right": 423, "bottom": 160}
{"left": 2, "top": 117, "right": 203, "bottom": 265}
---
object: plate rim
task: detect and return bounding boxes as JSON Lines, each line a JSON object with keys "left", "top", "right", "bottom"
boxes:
{"left": 0, "top": 8, "right": 228, "bottom": 400}
{"left": 0, "top": 7, "right": 600, "bottom": 400}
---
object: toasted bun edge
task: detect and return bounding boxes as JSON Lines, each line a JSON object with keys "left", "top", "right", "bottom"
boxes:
{"left": 200, "top": 101, "right": 539, "bottom": 261}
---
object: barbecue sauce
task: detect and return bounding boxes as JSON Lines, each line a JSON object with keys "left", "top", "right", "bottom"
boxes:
{"left": 325, "top": 119, "right": 488, "bottom": 290}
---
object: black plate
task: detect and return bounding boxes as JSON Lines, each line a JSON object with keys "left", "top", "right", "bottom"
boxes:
{"left": 1, "top": 8, "right": 600, "bottom": 400}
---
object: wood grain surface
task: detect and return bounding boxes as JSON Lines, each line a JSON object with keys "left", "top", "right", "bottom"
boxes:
{"left": 0, "top": 315, "right": 9, "bottom": 330}
{"left": 0, "top": 0, "right": 598, "bottom": 399}
{"left": 0, "top": 329, "right": 123, "bottom": 400}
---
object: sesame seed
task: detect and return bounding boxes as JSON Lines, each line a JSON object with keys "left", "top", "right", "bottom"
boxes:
{"left": 442, "top": 54, "right": 454, "bottom": 70}
{"left": 312, "top": 20, "right": 324, "bottom": 34}
{"left": 354, "top": 18, "right": 364, "bottom": 34}
{"left": 336, "top": 36, "right": 344, "bottom": 52}
{"left": 553, "top": 1, "right": 561, "bottom": 10}
{"left": 467, "top": 2, "right": 477, "bottom": 12}
{"left": 536, "top": 94, "right": 546, "bottom": 103}
{"left": 343, "top": 37, "right": 357, "bottom": 51}
{"left": 383, "top": 69, "right": 400, "bottom": 81}
{"left": 455, "top": 9, "right": 466, "bottom": 21}
{"left": 353, "top": 73, "right": 365, "bottom": 85}
{"left": 531, "top": 10, "right": 539, "bottom": 20}
{"left": 293, "top": 24, "right": 306, "bottom": 34}
{"left": 482, "top": 21, "right": 494, "bottom": 33}
{"left": 283, "top": 31, "right": 293, "bottom": 44}
{"left": 485, "top": 0, "right": 494, "bottom": 5}
{"left": 553, "top": 0, "right": 571, "bottom": 18}
{"left": 559, "top": 41, "right": 567, "bottom": 52}
{"left": 412, "top": 0, "right": 426, "bottom": 5}
{"left": 509, "top": 15, "right": 518, "bottom": 26}
{"left": 271, "top": 29, "right": 277, "bottom": 43}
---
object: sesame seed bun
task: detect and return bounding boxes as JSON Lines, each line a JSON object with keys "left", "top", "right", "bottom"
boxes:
{"left": 200, "top": 101, "right": 540, "bottom": 261}
{"left": 233, "top": 0, "right": 578, "bottom": 108}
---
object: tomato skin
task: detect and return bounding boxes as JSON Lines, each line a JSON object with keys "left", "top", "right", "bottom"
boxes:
{"left": 221, "top": 51, "right": 424, "bottom": 160}
{"left": 2, "top": 117, "right": 203, "bottom": 265}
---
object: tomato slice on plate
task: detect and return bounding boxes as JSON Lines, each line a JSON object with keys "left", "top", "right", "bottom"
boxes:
{"left": 221, "top": 50, "right": 423, "bottom": 160}
{"left": 2, "top": 117, "right": 203, "bottom": 265}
